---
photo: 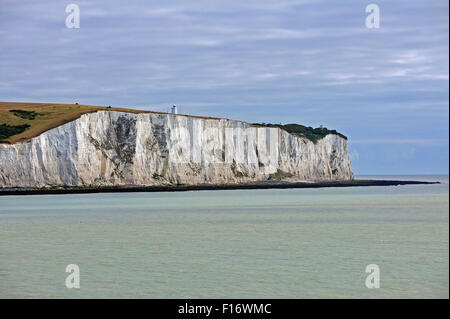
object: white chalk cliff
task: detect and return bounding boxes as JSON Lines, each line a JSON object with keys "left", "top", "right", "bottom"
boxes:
{"left": 0, "top": 111, "right": 353, "bottom": 188}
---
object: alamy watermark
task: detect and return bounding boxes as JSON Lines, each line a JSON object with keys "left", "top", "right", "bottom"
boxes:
{"left": 65, "top": 264, "right": 80, "bottom": 289}
{"left": 365, "top": 4, "right": 380, "bottom": 29}
{"left": 365, "top": 264, "right": 380, "bottom": 289}
{"left": 166, "top": 126, "right": 280, "bottom": 166}
{"left": 65, "top": 3, "right": 380, "bottom": 30}
{"left": 65, "top": 4, "right": 80, "bottom": 29}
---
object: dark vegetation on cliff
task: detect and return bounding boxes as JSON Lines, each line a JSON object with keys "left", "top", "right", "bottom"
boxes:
{"left": 252, "top": 123, "right": 347, "bottom": 143}
{"left": 0, "top": 123, "right": 30, "bottom": 142}
{"left": 9, "top": 109, "right": 43, "bottom": 120}
{"left": 0, "top": 110, "right": 44, "bottom": 142}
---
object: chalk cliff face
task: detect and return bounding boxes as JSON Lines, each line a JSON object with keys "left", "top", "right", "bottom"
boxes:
{"left": 0, "top": 111, "right": 353, "bottom": 188}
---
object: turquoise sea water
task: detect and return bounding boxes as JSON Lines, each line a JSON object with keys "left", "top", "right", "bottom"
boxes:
{"left": 0, "top": 175, "right": 448, "bottom": 298}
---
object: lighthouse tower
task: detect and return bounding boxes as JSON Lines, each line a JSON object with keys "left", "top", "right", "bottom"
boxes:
{"left": 171, "top": 105, "right": 178, "bottom": 114}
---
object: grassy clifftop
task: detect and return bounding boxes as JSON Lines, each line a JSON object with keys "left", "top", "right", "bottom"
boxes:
{"left": 0, "top": 102, "right": 124, "bottom": 143}
{"left": 0, "top": 102, "right": 223, "bottom": 144}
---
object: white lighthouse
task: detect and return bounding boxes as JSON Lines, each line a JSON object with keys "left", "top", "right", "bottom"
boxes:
{"left": 171, "top": 105, "right": 178, "bottom": 114}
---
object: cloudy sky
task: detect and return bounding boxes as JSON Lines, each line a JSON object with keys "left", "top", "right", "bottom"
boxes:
{"left": 0, "top": 0, "right": 448, "bottom": 174}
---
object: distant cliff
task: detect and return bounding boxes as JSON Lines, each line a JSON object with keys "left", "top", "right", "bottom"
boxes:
{"left": 0, "top": 111, "right": 353, "bottom": 188}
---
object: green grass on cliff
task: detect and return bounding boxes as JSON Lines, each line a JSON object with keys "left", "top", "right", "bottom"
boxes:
{"left": 252, "top": 123, "right": 347, "bottom": 143}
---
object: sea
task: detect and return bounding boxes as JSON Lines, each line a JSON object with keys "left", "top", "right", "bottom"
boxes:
{"left": 0, "top": 175, "right": 448, "bottom": 298}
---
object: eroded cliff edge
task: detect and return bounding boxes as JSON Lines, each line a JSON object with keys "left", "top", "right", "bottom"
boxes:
{"left": 0, "top": 111, "right": 353, "bottom": 188}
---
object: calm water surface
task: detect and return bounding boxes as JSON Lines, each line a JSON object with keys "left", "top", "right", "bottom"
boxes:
{"left": 0, "top": 176, "right": 448, "bottom": 298}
